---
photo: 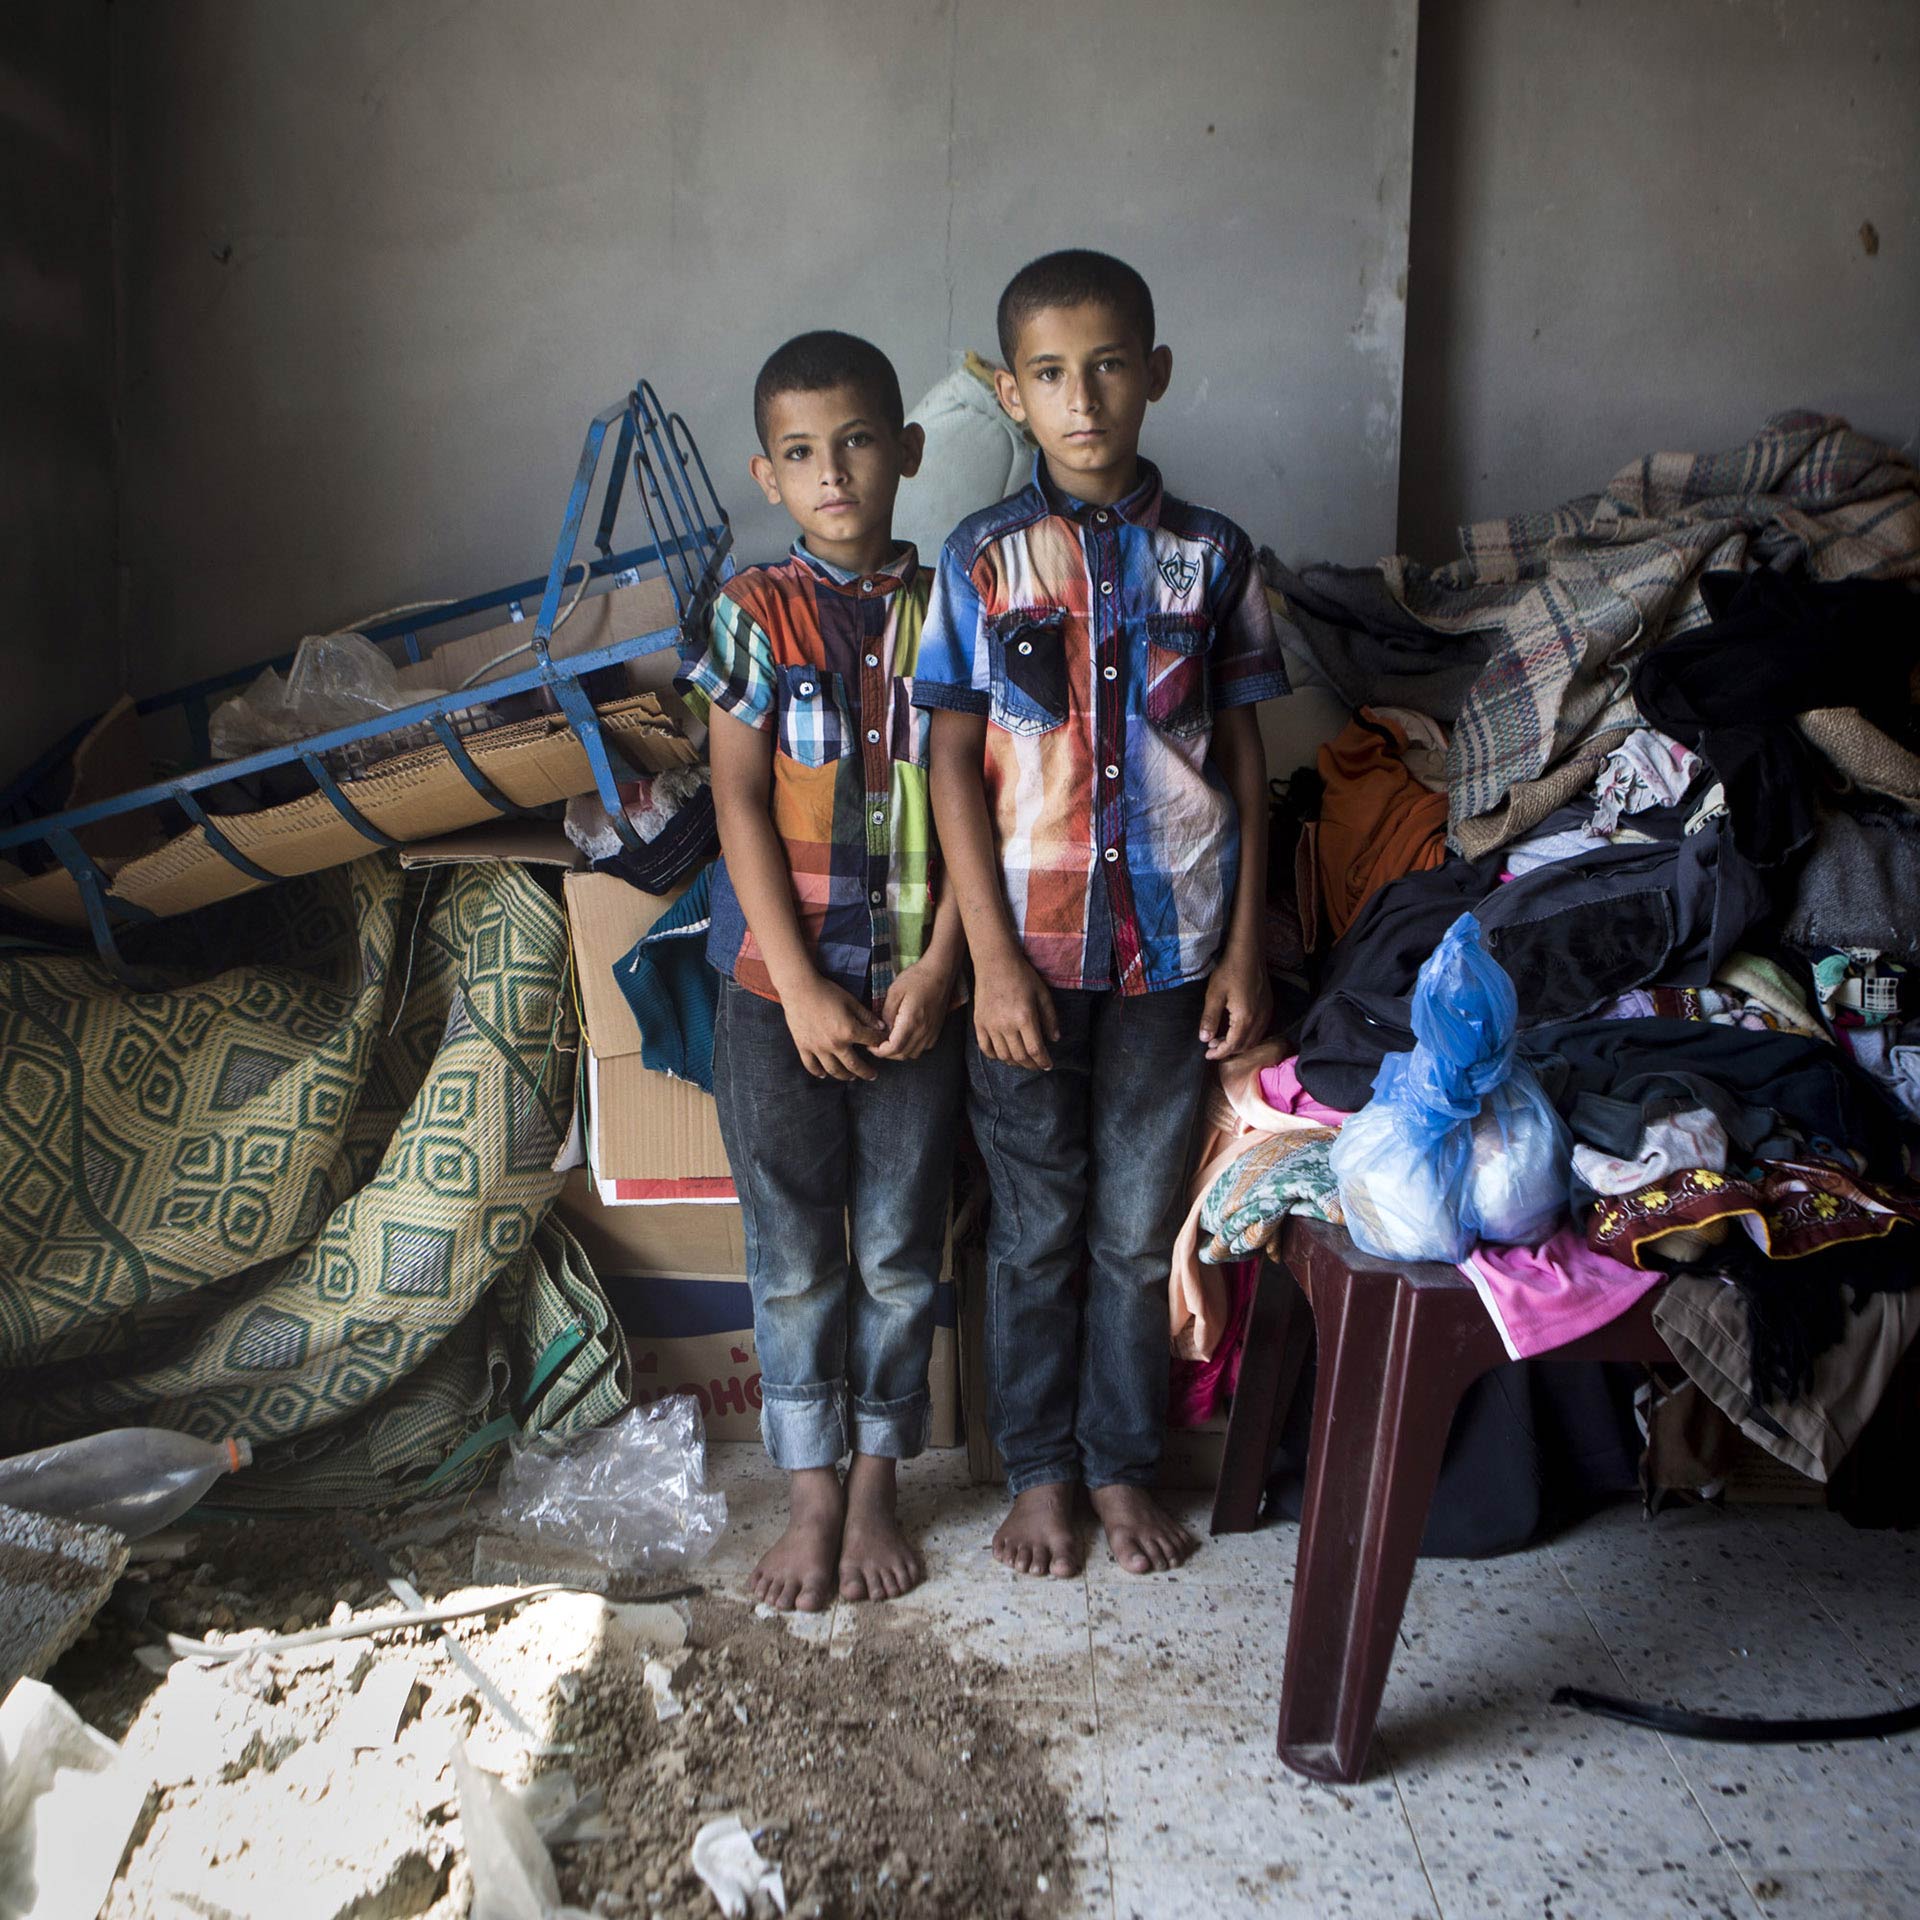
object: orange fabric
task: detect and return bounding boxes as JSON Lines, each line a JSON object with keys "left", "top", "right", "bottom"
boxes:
{"left": 1313, "top": 709, "right": 1449, "bottom": 940}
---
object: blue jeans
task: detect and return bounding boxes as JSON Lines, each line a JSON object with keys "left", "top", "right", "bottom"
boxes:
{"left": 712, "top": 977, "right": 964, "bottom": 1469}
{"left": 968, "top": 983, "right": 1209, "bottom": 1496}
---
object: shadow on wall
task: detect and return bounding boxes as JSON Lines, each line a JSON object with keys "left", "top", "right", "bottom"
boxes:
{"left": 0, "top": 1, "right": 118, "bottom": 782}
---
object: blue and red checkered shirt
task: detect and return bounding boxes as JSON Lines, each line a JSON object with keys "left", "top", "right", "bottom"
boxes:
{"left": 913, "top": 458, "right": 1289, "bottom": 995}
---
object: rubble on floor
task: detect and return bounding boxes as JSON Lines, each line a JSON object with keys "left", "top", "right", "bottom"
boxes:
{"left": 0, "top": 1500, "right": 128, "bottom": 1690}
{"left": 42, "top": 1508, "right": 1073, "bottom": 1920}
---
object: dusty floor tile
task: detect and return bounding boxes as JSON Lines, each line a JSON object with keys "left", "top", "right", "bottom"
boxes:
{"left": 1090, "top": 1576, "right": 1288, "bottom": 1707}
{"left": 1109, "top": 1849, "right": 1441, "bottom": 1918}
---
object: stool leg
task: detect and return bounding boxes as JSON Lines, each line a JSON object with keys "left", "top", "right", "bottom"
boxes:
{"left": 1275, "top": 1265, "right": 1495, "bottom": 1783}
{"left": 1209, "top": 1260, "right": 1304, "bottom": 1536}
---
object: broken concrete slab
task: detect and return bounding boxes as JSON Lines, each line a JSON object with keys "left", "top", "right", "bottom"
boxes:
{"left": 335, "top": 1660, "right": 423, "bottom": 1750}
{"left": 0, "top": 1500, "right": 130, "bottom": 1691}
{"left": 0, "top": 1678, "right": 151, "bottom": 1920}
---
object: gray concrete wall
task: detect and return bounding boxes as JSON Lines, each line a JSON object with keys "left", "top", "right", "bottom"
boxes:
{"left": 111, "top": 0, "right": 1416, "bottom": 724}
{"left": 1399, "top": 0, "right": 1920, "bottom": 563}
{"left": 0, "top": 3, "right": 116, "bottom": 782}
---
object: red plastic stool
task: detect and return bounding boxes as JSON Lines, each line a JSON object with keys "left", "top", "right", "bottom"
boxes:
{"left": 1211, "top": 1215, "right": 1668, "bottom": 1783}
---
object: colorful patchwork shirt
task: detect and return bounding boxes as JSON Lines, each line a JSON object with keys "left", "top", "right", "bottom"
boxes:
{"left": 912, "top": 459, "right": 1289, "bottom": 994}
{"left": 678, "top": 543, "right": 934, "bottom": 1009}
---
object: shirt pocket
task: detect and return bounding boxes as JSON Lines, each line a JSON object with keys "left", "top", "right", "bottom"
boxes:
{"left": 986, "top": 607, "right": 1071, "bottom": 736}
{"left": 1143, "top": 610, "right": 1213, "bottom": 738}
{"left": 775, "top": 664, "right": 850, "bottom": 767}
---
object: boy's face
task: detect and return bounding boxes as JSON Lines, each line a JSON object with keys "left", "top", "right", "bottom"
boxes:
{"left": 994, "top": 301, "right": 1172, "bottom": 504}
{"left": 749, "top": 383, "right": 923, "bottom": 569}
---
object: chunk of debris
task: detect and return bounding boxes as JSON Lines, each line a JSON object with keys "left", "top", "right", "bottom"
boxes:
{"left": 690, "top": 1815, "right": 787, "bottom": 1919}
{"left": 0, "top": 1500, "right": 130, "bottom": 1691}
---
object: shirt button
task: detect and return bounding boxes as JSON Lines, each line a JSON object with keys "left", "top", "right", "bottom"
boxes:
{"left": 861, "top": 580, "right": 875, "bottom": 593}
{"left": 1104, "top": 764, "right": 1119, "bottom": 780}
{"left": 870, "top": 889, "right": 883, "bottom": 904}
{"left": 866, "top": 729, "right": 880, "bottom": 744}
{"left": 1095, "top": 510, "right": 1110, "bottom": 524}
{"left": 1099, "top": 580, "right": 1113, "bottom": 596}
{"left": 1102, "top": 665, "right": 1118, "bottom": 681}
{"left": 1018, "top": 640, "right": 1033, "bottom": 655}
{"left": 798, "top": 681, "right": 816, "bottom": 697}
{"left": 865, "top": 653, "right": 879, "bottom": 667}
{"left": 872, "top": 809, "right": 885, "bottom": 825}
{"left": 1104, "top": 847, "right": 1120, "bottom": 864}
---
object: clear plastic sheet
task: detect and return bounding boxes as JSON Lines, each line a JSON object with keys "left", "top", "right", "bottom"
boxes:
{"left": 494, "top": 1397, "right": 726, "bottom": 1571}
{"left": 209, "top": 632, "right": 443, "bottom": 759}
{"left": 1331, "top": 912, "right": 1570, "bottom": 1263}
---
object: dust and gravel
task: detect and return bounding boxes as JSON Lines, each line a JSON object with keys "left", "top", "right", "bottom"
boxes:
{"left": 50, "top": 1509, "right": 1075, "bottom": 1920}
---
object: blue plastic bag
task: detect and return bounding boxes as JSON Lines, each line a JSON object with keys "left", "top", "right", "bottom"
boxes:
{"left": 1330, "top": 913, "right": 1570, "bottom": 1261}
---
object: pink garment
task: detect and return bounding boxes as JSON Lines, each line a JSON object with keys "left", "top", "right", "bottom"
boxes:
{"left": 1256, "top": 1059, "right": 1353, "bottom": 1129}
{"left": 1170, "top": 1041, "right": 1329, "bottom": 1362}
{"left": 1169, "top": 1258, "right": 1262, "bottom": 1426}
{"left": 1459, "top": 1231, "right": 1662, "bottom": 1360}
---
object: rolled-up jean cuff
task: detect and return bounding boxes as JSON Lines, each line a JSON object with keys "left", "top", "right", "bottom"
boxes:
{"left": 1003, "top": 1464, "right": 1080, "bottom": 1499}
{"left": 850, "top": 1391, "right": 931, "bottom": 1461}
{"left": 1083, "top": 1471, "right": 1159, "bottom": 1494}
{"left": 760, "top": 1384, "right": 849, "bottom": 1470}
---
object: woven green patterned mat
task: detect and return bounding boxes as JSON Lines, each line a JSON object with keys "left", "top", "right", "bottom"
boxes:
{"left": 0, "top": 855, "right": 627, "bottom": 1505}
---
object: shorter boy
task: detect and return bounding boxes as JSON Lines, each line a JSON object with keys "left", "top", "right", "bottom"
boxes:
{"left": 916, "top": 252, "right": 1289, "bottom": 1576}
{"left": 680, "top": 332, "right": 966, "bottom": 1612}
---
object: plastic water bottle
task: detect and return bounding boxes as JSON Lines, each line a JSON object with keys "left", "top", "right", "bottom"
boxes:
{"left": 0, "top": 1428, "right": 253, "bottom": 1538}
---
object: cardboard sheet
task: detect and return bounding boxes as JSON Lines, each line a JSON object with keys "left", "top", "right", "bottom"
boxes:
{"left": 565, "top": 870, "right": 733, "bottom": 1192}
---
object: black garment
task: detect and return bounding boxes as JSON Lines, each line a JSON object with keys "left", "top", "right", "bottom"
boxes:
{"left": 1262, "top": 552, "right": 1494, "bottom": 725}
{"left": 589, "top": 782, "right": 718, "bottom": 893}
{"left": 1631, "top": 569, "right": 1920, "bottom": 869}
{"left": 1784, "top": 802, "right": 1920, "bottom": 962}
{"left": 1295, "top": 802, "right": 1768, "bottom": 1110}
{"left": 1519, "top": 1016, "right": 1905, "bottom": 1180}
{"left": 1263, "top": 1346, "right": 1644, "bottom": 1558}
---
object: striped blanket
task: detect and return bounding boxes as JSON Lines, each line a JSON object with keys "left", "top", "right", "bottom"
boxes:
{"left": 1384, "top": 412, "right": 1920, "bottom": 852}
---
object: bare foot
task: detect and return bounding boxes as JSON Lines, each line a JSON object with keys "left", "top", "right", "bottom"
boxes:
{"left": 1089, "top": 1483, "right": 1197, "bottom": 1574}
{"left": 992, "top": 1482, "right": 1082, "bottom": 1578}
{"left": 838, "top": 1454, "right": 924, "bottom": 1602}
{"left": 750, "top": 1466, "right": 843, "bottom": 1612}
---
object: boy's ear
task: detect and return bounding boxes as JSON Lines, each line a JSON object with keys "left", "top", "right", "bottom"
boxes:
{"left": 1146, "top": 345, "right": 1173, "bottom": 403}
{"left": 748, "top": 451, "right": 783, "bottom": 507}
{"left": 897, "top": 421, "right": 926, "bottom": 480}
{"left": 992, "top": 365, "right": 1028, "bottom": 426}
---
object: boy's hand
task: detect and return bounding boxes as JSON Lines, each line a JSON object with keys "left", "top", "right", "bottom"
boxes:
{"left": 1199, "top": 942, "right": 1272, "bottom": 1062}
{"left": 782, "top": 976, "right": 887, "bottom": 1081}
{"left": 869, "top": 958, "right": 954, "bottom": 1063}
{"left": 973, "top": 949, "right": 1061, "bottom": 1072}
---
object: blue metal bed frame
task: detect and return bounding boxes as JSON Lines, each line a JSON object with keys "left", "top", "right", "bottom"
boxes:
{"left": 0, "top": 380, "right": 732, "bottom": 973}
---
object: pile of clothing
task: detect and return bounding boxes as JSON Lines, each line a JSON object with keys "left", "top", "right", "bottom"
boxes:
{"left": 1181, "top": 411, "right": 1920, "bottom": 1504}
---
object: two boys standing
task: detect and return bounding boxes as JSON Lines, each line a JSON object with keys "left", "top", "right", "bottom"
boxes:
{"left": 678, "top": 250, "right": 1290, "bottom": 1613}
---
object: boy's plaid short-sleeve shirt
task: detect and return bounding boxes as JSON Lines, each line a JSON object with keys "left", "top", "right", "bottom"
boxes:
{"left": 913, "top": 459, "right": 1289, "bottom": 995}
{"left": 678, "top": 544, "right": 936, "bottom": 1009}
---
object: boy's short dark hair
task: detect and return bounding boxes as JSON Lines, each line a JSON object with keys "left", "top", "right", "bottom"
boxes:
{"left": 996, "top": 249, "right": 1157, "bottom": 367}
{"left": 752, "top": 331, "right": 905, "bottom": 451}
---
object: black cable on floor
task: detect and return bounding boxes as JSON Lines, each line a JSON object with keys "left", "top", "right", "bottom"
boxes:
{"left": 1553, "top": 1685, "right": 1920, "bottom": 1744}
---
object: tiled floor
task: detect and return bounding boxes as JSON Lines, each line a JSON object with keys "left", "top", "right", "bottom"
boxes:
{"left": 697, "top": 1443, "right": 1920, "bottom": 1919}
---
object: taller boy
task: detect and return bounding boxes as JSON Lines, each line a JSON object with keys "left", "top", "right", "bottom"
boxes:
{"left": 915, "top": 250, "right": 1289, "bottom": 1576}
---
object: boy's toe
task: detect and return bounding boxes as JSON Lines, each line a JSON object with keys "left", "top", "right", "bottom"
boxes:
{"left": 840, "top": 1566, "right": 870, "bottom": 1602}
{"left": 796, "top": 1574, "right": 834, "bottom": 1612}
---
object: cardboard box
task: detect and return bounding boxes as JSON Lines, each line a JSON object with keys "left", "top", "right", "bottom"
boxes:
{"left": 564, "top": 870, "right": 736, "bottom": 1195}
{"left": 554, "top": 1173, "right": 959, "bottom": 1448}
{"left": 555, "top": 1173, "right": 744, "bottom": 1274}
{"left": 2, "top": 576, "right": 696, "bottom": 929}
{"left": 398, "top": 822, "right": 586, "bottom": 871}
